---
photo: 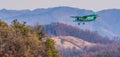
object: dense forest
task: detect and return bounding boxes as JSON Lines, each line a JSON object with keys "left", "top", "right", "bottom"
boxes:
{"left": 0, "top": 19, "right": 60, "bottom": 57}
{"left": 45, "top": 22, "right": 120, "bottom": 57}
{"left": 1, "top": 19, "right": 120, "bottom": 57}
{"left": 45, "top": 22, "right": 113, "bottom": 44}
{"left": 59, "top": 43, "right": 120, "bottom": 57}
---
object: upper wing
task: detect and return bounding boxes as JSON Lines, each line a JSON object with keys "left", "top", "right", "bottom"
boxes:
{"left": 70, "top": 16, "right": 81, "bottom": 18}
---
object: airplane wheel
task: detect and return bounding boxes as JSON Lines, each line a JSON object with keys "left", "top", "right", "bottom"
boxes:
{"left": 78, "top": 23, "right": 80, "bottom": 25}
{"left": 73, "top": 20, "right": 77, "bottom": 22}
{"left": 83, "top": 23, "right": 85, "bottom": 24}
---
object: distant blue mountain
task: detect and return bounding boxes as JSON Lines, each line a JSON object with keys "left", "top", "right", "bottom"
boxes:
{"left": 0, "top": 7, "right": 93, "bottom": 24}
{"left": 96, "top": 9, "right": 120, "bottom": 39}
{"left": 0, "top": 7, "right": 120, "bottom": 40}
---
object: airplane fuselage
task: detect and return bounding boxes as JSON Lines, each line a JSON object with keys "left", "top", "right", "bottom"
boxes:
{"left": 71, "top": 13, "right": 98, "bottom": 25}
{"left": 76, "top": 15, "right": 97, "bottom": 22}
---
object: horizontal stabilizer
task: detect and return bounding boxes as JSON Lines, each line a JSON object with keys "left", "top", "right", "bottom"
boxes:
{"left": 70, "top": 16, "right": 81, "bottom": 18}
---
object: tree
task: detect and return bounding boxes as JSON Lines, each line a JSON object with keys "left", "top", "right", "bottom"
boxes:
{"left": 45, "top": 38, "right": 61, "bottom": 57}
{"left": 11, "top": 19, "right": 30, "bottom": 36}
{"left": 0, "top": 19, "right": 61, "bottom": 57}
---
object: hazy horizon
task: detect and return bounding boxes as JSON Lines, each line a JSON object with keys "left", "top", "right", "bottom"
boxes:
{"left": 0, "top": 0, "right": 120, "bottom": 11}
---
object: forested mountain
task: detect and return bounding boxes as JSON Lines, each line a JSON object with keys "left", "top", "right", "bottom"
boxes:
{"left": 0, "top": 19, "right": 118, "bottom": 57}
{"left": 0, "top": 20, "right": 60, "bottom": 57}
{"left": 45, "top": 23, "right": 113, "bottom": 44}
{"left": 0, "top": 6, "right": 120, "bottom": 57}
{"left": 52, "top": 36, "right": 120, "bottom": 57}
{"left": 0, "top": 7, "right": 120, "bottom": 40}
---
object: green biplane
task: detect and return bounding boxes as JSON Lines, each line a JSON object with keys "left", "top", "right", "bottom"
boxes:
{"left": 71, "top": 13, "right": 98, "bottom": 25}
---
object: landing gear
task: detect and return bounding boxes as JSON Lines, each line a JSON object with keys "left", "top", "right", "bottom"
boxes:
{"left": 78, "top": 23, "right": 81, "bottom": 25}
{"left": 73, "top": 19, "right": 77, "bottom": 22}
{"left": 77, "top": 22, "right": 85, "bottom": 25}
{"left": 83, "top": 23, "right": 85, "bottom": 24}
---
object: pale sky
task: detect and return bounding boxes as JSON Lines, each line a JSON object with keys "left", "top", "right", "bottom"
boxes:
{"left": 0, "top": 0, "right": 120, "bottom": 11}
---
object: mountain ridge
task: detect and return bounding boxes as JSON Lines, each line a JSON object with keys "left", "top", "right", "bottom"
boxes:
{"left": 0, "top": 6, "right": 120, "bottom": 40}
{"left": 45, "top": 22, "right": 114, "bottom": 44}
{"left": 51, "top": 36, "right": 120, "bottom": 57}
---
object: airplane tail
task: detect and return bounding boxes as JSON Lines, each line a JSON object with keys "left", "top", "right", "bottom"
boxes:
{"left": 70, "top": 16, "right": 80, "bottom": 18}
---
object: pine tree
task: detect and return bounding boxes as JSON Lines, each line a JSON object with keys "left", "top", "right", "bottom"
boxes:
{"left": 45, "top": 38, "right": 61, "bottom": 57}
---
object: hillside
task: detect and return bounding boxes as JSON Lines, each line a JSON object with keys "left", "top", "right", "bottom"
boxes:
{"left": 0, "top": 7, "right": 120, "bottom": 40}
{"left": 52, "top": 36, "right": 96, "bottom": 50}
{"left": 51, "top": 36, "right": 97, "bottom": 57}
{"left": 45, "top": 22, "right": 113, "bottom": 44}
{"left": 0, "top": 7, "right": 120, "bottom": 57}
{"left": 0, "top": 20, "right": 60, "bottom": 57}
{"left": 31, "top": 21, "right": 120, "bottom": 57}
{"left": 51, "top": 36, "right": 120, "bottom": 57}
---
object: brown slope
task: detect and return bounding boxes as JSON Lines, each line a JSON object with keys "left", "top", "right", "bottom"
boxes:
{"left": 51, "top": 36, "right": 97, "bottom": 50}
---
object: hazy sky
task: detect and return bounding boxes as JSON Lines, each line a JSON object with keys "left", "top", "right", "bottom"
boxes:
{"left": 0, "top": 0, "right": 120, "bottom": 11}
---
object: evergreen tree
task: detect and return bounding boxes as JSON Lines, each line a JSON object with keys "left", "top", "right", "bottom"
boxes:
{"left": 0, "top": 19, "right": 61, "bottom": 57}
{"left": 45, "top": 38, "right": 61, "bottom": 57}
